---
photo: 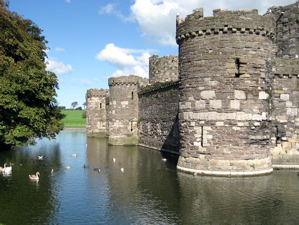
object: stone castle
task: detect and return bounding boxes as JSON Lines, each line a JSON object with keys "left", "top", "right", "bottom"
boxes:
{"left": 86, "top": 1, "right": 299, "bottom": 176}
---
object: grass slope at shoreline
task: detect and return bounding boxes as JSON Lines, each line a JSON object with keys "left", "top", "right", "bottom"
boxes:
{"left": 62, "top": 110, "right": 86, "bottom": 129}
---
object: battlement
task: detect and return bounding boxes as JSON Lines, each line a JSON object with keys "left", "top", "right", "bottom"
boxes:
{"left": 86, "top": 88, "right": 108, "bottom": 98}
{"left": 176, "top": 8, "right": 275, "bottom": 44}
{"left": 108, "top": 75, "right": 148, "bottom": 87}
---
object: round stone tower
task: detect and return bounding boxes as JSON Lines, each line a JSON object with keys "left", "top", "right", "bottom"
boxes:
{"left": 149, "top": 54, "right": 179, "bottom": 84}
{"left": 86, "top": 88, "right": 108, "bottom": 136}
{"left": 108, "top": 75, "right": 148, "bottom": 145}
{"left": 176, "top": 8, "right": 276, "bottom": 176}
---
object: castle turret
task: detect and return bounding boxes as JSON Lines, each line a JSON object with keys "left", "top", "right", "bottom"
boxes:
{"left": 149, "top": 54, "right": 179, "bottom": 84}
{"left": 86, "top": 88, "right": 108, "bottom": 136}
{"left": 270, "top": 1, "right": 299, "bottom": 58}
{"left": 270, "top": 2, "right": 299, "bottom": 161}
{"left": 176, "top": 8, "right": 276, "bottom": 176}
{"left": 108, "top": 75, "right": 148, "bottom": 145}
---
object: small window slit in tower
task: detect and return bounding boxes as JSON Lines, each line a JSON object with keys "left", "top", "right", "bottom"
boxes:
{"left": 235, "top": 58, "right": 241, "bottom": 77}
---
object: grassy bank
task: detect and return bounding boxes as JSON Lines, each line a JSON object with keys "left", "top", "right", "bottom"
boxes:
{"left": 62, "top": 110, "right": 86, "bottom": 128}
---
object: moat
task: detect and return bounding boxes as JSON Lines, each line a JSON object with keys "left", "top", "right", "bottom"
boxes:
{"left": 0, "top": 130, "right": 299, "bottom": 224}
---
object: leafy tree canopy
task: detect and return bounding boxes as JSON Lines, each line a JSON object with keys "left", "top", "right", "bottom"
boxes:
{"left": 0, "top": 0, "right": 65, "bottom": 149}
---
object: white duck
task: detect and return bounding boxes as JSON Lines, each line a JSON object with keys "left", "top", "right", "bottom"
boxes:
{"left": 2, "top": 163, "right": 12, "bottom": 173}
{"left": 38, "top": 156, "right": 43, "bottom": 160}
{"left": 29, "top": 172, "right": 40, "bottom": 180}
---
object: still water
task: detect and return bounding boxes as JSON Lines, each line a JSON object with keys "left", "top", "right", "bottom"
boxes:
{"left": 0, "top": 130, "right": 299, "bottom": 225}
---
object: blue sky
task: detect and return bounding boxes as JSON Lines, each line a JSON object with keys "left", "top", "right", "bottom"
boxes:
{"left": 9, "top": 0, "right": 295, "bottom": 108}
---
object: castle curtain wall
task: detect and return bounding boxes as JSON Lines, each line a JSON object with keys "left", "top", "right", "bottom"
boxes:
{"left": 138, "top": 82, "right": 180, "bottom": 153}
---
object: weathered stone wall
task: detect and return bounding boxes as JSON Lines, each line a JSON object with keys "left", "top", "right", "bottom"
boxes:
{"left": 149, "top": 55, "right": 179, "bottom": 84}
{"left": 138, "top": 81, "right": 179, "bottom": 153}
{"left": 270, "top": 1, "right": 299, "bottom": 58}
{"left": 85, "top": 2, "right": 299, "bottom": 176}
{"left": 176, "top": 8, "right": 276, "bottom": 175}
{"left": 271, "top": 58, "right": 299, "bottom": 160}
{"left": 86, "top": 88, "right": 108, "bottom": 136}
{"left": 108, "top": 75, "right": 148, "bottom": 145}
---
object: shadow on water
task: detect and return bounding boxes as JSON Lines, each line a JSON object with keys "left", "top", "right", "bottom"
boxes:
{"left": 1, "top": 130, "right": 299, "bottom": 224}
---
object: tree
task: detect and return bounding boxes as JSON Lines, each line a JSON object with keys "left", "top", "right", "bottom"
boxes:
{"left": 71, "top": 101, "right": 78, "bottom": 109}
{"left": 0, "top": 0, "right": 65, "bottom": 150}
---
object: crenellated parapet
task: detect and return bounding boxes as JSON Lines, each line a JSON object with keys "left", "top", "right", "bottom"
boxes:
{"left": 86, "top": 88, "right": 108, "bottom": 98}
{"left": 176, "top": 8, "right": 275, "bottom": 45}
{"left": 108, "top": 75, "right": 148, "bottom": 87}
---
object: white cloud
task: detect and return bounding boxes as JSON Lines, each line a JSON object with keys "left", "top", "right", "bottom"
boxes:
{"left": 95, "top": 43, "right": 154, "bottom": 78}
{"left": 99, "top": 4, "right": 115, "bottom": 14}
{"left": 55, "top": 47, "right": 65, "bottom": 52}
{"left": 99, "top": 3, "right": 125, "bottom": 19}
{"left": 119, "top": 0, "right": 296, "bottom": 46}
{"left": 73, "top": 79, "right": 92, "bottom": 85}
{"left": 66, "top": 0, "right": 71, "bottom": 3}
{"left": 46, "top": 60, "right": 73, "bottom": 75}
{"left": 112, "top": 66, "right": 148, "bottom": 78}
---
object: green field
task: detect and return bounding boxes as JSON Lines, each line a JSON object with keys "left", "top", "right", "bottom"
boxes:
{"left": 62, "top": 110, "right": 86, "bottom": 128}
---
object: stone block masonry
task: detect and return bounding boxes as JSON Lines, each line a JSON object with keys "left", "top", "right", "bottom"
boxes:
{"left": 86, "top": 1, "right": 299, "bottom": 176}
{"left": 176, "top": 7, "right": 276, "bottom": 175}
{"left": 138, "top": 81, "right": 180, "bottom": 153}
{"left": 86, "top": 88, "right": 108, "bottom": 136}
{"left": 149, "top": 55, "right": 178, "bottom": 84}
{"left": 107, "top": 75, "right": 148, "bottom": 145}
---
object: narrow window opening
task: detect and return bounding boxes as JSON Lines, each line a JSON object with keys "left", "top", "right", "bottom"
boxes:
{"left": 201, "top": 126, "right": 204, "bottom": 147}
{"left": 131, "top": 91, "right": 134, "bottom": 100}
{"left": 235, "top": 58, "right": 241, "bottom": 77}
{"left": 275, "top": 125, "right": 281, "bottom": 145}
{"left": 100, "top": 103, "right": 102, "bottom": 109}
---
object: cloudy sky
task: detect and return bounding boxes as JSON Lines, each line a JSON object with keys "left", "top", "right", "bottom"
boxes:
{"left": 9, "top": 0, "right": 295, "bottom": 108}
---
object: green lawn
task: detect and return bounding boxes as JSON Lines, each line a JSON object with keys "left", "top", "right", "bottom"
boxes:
{"left": 62, "top": 110, "right": 86, "bottom": 128}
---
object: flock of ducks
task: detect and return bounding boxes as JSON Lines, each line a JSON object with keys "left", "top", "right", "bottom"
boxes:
{"left": 81, "top": 157, "right": 124, "bottom": 173}
{"left": 1, "top": 152, "right": 166, "bottom": 181}
{"left": 61, "top": 154, "right": 125, "bottom": 174}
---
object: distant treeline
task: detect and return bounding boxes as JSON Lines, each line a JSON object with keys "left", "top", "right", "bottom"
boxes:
{"left": 59, "top": 106, "right": 84, "bottom": 111}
